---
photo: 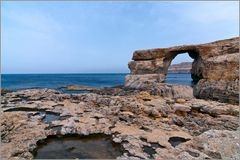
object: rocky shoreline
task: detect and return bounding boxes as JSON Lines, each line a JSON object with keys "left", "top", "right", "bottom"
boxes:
{"left": 1, "top": 86, "right": 239, "bottom": 159}
{"left": 1, "top": 37, "right": 239, "bottom": 159}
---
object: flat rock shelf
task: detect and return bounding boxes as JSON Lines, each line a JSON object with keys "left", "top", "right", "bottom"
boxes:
{"left": 1, "top": 88, "right": 239, "bottom": 159}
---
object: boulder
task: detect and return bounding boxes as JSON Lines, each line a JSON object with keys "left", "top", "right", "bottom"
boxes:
{"left": 148, "top": 83, "right": 193, "bottom": 99}
{"left": 125, "top": 74, "right": 165, "bottom": 89}
{"left": 172, "top": 103, "right": 191, "bottom": 113}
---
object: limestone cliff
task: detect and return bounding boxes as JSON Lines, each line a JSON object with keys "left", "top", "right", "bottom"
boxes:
{"left": 125, "top": 37, "right": 239, "bottom": 104}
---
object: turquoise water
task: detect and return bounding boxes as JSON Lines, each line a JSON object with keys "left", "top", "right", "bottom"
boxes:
{"left": 1, "top": 73, "right": 192, "bottom": 91}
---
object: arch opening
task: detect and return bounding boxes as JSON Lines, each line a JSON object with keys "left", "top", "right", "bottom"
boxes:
{"left": 165, "top": 50, "right": 201, "bottom": 86}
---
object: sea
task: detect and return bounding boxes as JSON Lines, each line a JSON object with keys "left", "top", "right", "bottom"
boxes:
{"left": 1, "top": 73, "right": 192, "bottom": 92}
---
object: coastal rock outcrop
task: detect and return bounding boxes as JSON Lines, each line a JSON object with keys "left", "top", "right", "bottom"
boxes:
{"left": 125, "top": 37, "right": 239, "bottom": 104}
{"left": 1, "top": 89, "right": 239, "bottom": 159}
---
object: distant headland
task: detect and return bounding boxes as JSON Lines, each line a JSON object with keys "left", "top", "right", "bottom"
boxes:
{"left": 168, "top": 62, "right": 192, "bottom": 73}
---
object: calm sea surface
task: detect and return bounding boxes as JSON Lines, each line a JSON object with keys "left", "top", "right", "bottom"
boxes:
{"left": 1, "top": 73, "right": 192, "bottom": 91}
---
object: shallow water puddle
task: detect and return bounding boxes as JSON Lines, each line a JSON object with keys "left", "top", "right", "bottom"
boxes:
{"left": 168, "top": 137, "right": 190, "bottom": 147}
{"left": 42, "top": 112, "right": 60, "bottom": 123}
{"left": 143, "top": 142, "right": 165, "bottom": 158}
{"left": 4, "top": 107, "right": 45, "bottom": 112}
{"left": 4, "top": 107, "right": 60, "bottom": 123}
{"left": 33, "top": 134, "right": 123, "bottom": 159}
{"left": 143, "top": 146, "right": 156, "bottom": 159}
{"left": 46, "top": 125, "right": 62, "bottom": 132}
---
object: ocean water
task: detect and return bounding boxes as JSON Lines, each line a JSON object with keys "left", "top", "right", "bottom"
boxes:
{"left": 1, "top": 73, "right": 192, "bottom": 91}
{"left": 166, "top": 73, "right": 193, "bottom": 86}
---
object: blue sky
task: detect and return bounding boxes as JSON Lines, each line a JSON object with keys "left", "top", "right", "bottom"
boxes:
{"left": 1, "top": 1, "right": 239, "bottom": 73}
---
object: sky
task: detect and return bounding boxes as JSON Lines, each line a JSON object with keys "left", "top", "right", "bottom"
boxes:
{"left": 1, "top": 1, "right": 239, "bottom": 74}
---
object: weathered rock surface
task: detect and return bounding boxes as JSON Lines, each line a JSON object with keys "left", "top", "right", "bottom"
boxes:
{"left": 1, "top": 88, "right": 239, "bottom": 159}
{"left": 194, "top": 79, "right": 239, "bottom": 104}
{"left": 124, "top": 80, "right": 194, "bottom": 99}
{"left": 63, "top": 85, "right": 94, "bottom": 91}
{"left": 0, "top": 112, "right": 48, "bottom": 160}
{"left": 125, "top": 37, "right": 239, "bottom": 104}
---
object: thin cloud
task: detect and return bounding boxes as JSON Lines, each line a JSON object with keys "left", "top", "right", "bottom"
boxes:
{"left": 175, "top": 1, "right": 239, "bottom": 24}
{"left": 3, "top": 8, "right": 63, "bottom": 36}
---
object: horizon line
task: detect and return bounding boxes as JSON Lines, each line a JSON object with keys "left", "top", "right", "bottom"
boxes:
{"left": 1, "top": 72, "right": 130, "bottom": 75}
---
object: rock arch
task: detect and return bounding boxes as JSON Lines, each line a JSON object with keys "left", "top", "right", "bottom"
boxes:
{"left": 125, "top": 37, "right": 239, "bottom": 104}
{"left": 162, "top": 48, "right": 201, "bottom": 83}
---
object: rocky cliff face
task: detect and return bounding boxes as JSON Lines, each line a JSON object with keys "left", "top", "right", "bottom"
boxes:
{"left": 125, "top": 37, "right": 239, "bottom": 104}
{"left": 168, "top": 62, "right": 192, "bottom": 73}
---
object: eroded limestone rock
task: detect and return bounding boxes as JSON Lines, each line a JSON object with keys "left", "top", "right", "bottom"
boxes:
{"left": 1, "top": 89, "right": 239, "bottom": 159}
{"left": 125, "top": 37, "right": 239, "bottom": 104}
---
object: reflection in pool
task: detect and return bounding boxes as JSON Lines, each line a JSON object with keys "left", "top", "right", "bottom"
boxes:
{"left": 33, "top": 134, "right": 123, "bottom": 159}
